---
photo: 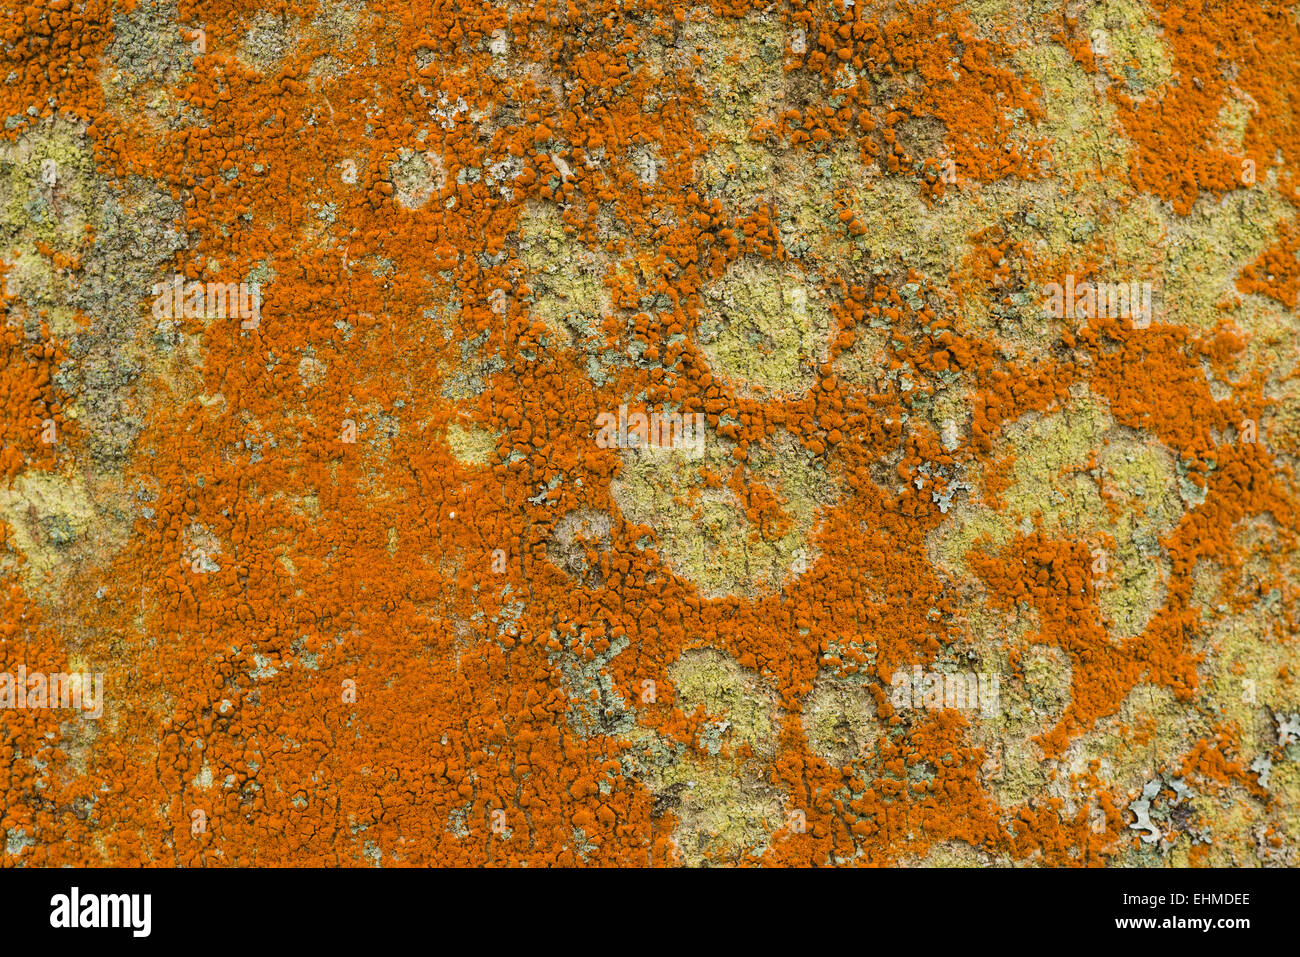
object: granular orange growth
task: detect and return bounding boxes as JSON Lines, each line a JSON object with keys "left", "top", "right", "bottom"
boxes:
{"left": 0, "top": 0, "right": 1297, "bottom": 868}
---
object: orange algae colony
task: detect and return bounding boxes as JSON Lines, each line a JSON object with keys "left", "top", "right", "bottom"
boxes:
{"left": 0, "top": 0, "right": 1296, "bottom": 867}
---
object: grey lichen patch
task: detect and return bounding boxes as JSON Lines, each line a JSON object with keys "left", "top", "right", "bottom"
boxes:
{"left": 1248, "top": 759, "right": 1300, "bottom": 866}
{"left": 1123, "top": 774, "right": 1213, "bottom": 857}
{"left": 0, "top": 117, "right": 187, "bottom": 612}
{"left": 437, "top": 315, "right": 503, "bottom": 402}
{"left": 237, "top": 11, "right": 299, "bottom": 72}
{"left": 183, "top": 521, "right": 223, "bottom": 575}
{"left": 390, "top": 148, "right": 445, "bottom": 210}
{"left": 628, "top": 146, "right": 662, "bottom": 189}
{"left": 801, "top": 671, "right": 880, "bottom": 767}
{"left": 3, "top": 117, "right": 186, "bottom": 470}
{"left": 550, "top": 632, "right": 636, "bottom": 740}
{"left": 930, "top": 387, "right": 976, "bottom": 456}
{"left": 544, "top": 508, "right": 612, "bottom": 588}
{"left": 611, "top": 428, "right": 838, "bottom": 599}
{"left": 308, "top": 0, "right": 369, "bottom": 62}
{"left": 102, "top": 0, "right": 202, "bottom": 102}
{"left": 697, "top": 258, "right": 834, "bottom": 398}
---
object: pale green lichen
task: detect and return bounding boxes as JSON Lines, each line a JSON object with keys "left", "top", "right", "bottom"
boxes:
{"left": 445, "top": 421, "right": 499, "bottom": 466}
{"left": 932, "top": 388, "right": 1183, "bottom": 638}
{"left": 390, "top": 148, "right": 444, "bottom": 210}
{"left": 612, "top": 429, "right": 838, "bottom": 598}
{"left": 628, "top": 647, "right": 786, "bottom": 866}
{"left": 801, "top": 671, "right": 880, "bottom": 767}
{"left": 670, "top": 647, "right": 779, "bottom": 757}
{"left": 518, "top": 203, "right": 610, "bottom": 346}
{"left": 697, "top": 259, "right": 833, "bottom": 397}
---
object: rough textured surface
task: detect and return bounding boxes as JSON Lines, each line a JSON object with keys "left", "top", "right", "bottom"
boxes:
{"left": 0, "top": 0, "right": 1297, "bottom": 866}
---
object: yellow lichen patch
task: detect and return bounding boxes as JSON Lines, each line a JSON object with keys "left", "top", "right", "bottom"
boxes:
{"left": 0, "top": 120, "right": 98, "bottom": 339}
{"left": 518, "top": 202, "right": 610, "bottom": 346}
{"left": 1195, "top": 593, "right": 1297, "bottom": 761}
{"left": 697, "top": 258, "right": 833, "bottom": 398}
{"left": 1163, "top": 187, "right": 1296, "bottom": 332}
{"left": 0, "top": 469, "right": 104, "bottom": 590}
{"left": 612, "top": 429, "right": 838, "bottom": 598}
{"left": 653, "top": 756, "right": 785, "bottom": 867}
{"left": 445, "top": 420, "right": 499, "bottom": 467}
{"left": 670, "top": 647, "right": 780, "bottom": 758}
{"left": 910, "top": 838, "right": 1011, "bottom": 866}
{"left": 1264, "top": 382, "right": 1300, "bottom": 462}
{"left": 835, "top": 166, "right": 978, "bottom": 284}
{"left": 801, "top": 671, "right": 880, "bottom": 767}
{"left": 1065, "top": 683, "right": 1202, "bottom": 798}
{"left": 631, "top": 646, "right": 786, "bottom": 866}
{"left": 932, "top": 388, "right": 1182, "bottom": 638}
{"left": 1215, "top": 95, "right": 1257, "bottom": 154}
{"left": 685, "top": 13, "right": 784, "bottom": 208}
{"left": 1081, "top": 0, "right": 1175, "bottom": 94}
{"left": 0, "top": 118, "right": 95, "bottom": 251}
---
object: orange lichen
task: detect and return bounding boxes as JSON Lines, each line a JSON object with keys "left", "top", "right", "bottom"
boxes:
{"left": 0, "top": 0, "right": 1295, "bottom": 870}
